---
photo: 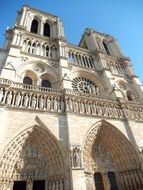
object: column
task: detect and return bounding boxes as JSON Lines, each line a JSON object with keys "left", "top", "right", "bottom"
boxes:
{"left": 20, "top": 7, "right": 27, "bottom": 26}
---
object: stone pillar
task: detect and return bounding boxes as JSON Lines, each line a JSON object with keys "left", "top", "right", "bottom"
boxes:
{"left": 20, "top": 7, "right": 27, "bottom": 26}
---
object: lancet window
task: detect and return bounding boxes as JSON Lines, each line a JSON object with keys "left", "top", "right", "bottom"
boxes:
{"left": 68, "top": 50, "right": 94, "bottom": 69}
{"left": 44, "top": 22, "right": 50, "bottom": 37}
{"left": 31, "top": 19, "right": 39, "bottom": 34}
{"left": 21, "top": 39, "right": 58, "bottom": 59}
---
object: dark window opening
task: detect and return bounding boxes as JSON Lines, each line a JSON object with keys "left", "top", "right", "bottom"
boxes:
{"left": 44, "top": 23, "right": 50, "bottom": 37}
{"left": 42, "top": 79, "right": 51, "bottom": 88}
{"left": 23, "top": 76, "right": 32, "bottom": 85}
{"left": 31, "top": 19, "right": 38, "bottom": 34}
{"left": 13, "top": 181, "right": 26, "bottom": 190}
{"left": 94, "top": 172, "right": 105, "bottom": 190}
{"left": 108, "top": 172, "right": 118, "bottom": 190}
{"left": 103, "top": 41, "right": 110, "bottom": 55}
{"left": 33, "top": 180, "right": 45, "bottom": 190}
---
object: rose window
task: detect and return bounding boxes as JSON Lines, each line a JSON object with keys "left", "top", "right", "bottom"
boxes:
{"left": 72, "top": 77, "right": 100, "bottom": 94}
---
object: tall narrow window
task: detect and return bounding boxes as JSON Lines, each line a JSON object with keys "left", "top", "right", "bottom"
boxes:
{"left": 44, "top": 23, "right": 50, "bottom": 37}
{"left": 103, "top": 41, "right": 110, "bottom": 55}
{"left": 42, "top": 79, "right": 51, "bottom": 88}
{"left": 31, "top": 19, "right": 38, "bottom": 34}
{"left": 23, "top": 76, "right": 32, "bottom": 85}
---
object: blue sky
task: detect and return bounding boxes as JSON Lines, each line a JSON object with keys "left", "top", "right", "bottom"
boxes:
{"left": 0, "top": 0, "right": 143, "bottom": 82}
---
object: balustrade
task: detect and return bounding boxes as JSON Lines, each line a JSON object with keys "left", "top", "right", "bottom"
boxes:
{"left": 22, "top": 38, "right": 58, "bottom": 59}
{"left": 0, "top": 79, "right": 143, "bottom": 121}
{"left": 102, "top": 57, "right": 127, "bottom": 77}
{"left": 67, "top": 47, "right": 94, "bottom": 69}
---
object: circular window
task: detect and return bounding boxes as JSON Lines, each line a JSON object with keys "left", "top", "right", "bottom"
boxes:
{"left": 72, "top": 77, "right": 100, "bottom": 95}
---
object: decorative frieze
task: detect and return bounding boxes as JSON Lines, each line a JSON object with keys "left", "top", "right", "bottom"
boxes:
{"left": 1, "top": 79, "right": 143, "bottom": 121}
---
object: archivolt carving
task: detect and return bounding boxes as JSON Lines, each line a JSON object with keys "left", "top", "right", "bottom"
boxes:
{"left": 83, "top": 120, "right": 140, "bottom": 174}
{"left": 0, "top": 122, "right": 65, "bottom": 181}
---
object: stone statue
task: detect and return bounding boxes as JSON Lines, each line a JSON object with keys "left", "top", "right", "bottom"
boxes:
{"left": 60, "top": 98, "right": 65, "bottom": 112}
{"left": 0, "top": 87, "right": 4, "bottom": 102}
{"left": 47, "top": 97, "right": 51, "bottom": 110}
{"left": 73, "top": 147, "right": 81, "bottom": 167}
{"left": 23, "top": 93, "right": 29, "bottom": 107}
{"left": 68, "top": 98, "right": 73, "bottom": 111}
{"left": 39, "top": 95, "right": 44, "bottom": 109}
{"left": 54, "top": 98, "right": 58, "bottom": 111}
{"left": 6, "top": 91, "right": 13, "bottom": 105}
{"left": 31, "top": 95, "right": 37, "bottom": 108}
{"left": 15, "top": 92, "right": 21, "bottom": 107}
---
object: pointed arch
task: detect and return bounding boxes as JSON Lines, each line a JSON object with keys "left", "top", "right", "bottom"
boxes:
{"left": 44, "top": 22, "right": 50, "bottom": 37}
{"left": 83, "top": 120, "right": 143, "bottom": 190}
{"left": 0, "top": 117, "right": 66, "bottom": 182}
{"left": 30, "top": 19, "right": 38, "bottom": 34}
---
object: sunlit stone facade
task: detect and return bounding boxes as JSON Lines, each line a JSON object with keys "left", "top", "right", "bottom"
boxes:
{"left": 0, "top": 5, "right": 143, "bottom": 190}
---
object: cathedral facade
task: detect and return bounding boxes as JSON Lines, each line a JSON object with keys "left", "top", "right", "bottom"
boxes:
{"left": 0, "top": 5, "right": 143, "bottom": 190}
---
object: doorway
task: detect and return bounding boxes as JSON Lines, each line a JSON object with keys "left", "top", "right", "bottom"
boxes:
{"left": 94, "top": 172, "right": 105, "bottom": 190}
{"left": 108, "top": 172, "right": 118, "bottom": 190}
{"left": 33, "top": 180, "right": 45, "bottom": 190}
{"left": 13, "top": 181, "right": 26, "bottom": 190}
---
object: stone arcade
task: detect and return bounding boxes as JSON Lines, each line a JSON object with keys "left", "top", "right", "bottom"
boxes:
{"left": 0, "top": 5, "right": 143, "bottom": 190}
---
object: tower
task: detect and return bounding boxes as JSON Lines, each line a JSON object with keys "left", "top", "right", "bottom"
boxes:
{"left": 0, "top": 5, "right": 143, "bottom": 190}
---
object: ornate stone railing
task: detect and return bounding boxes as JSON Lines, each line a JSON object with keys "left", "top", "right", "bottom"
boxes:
{"left": 100, "top": 54, "right": 128, "bottom": 77}
{"left": 67, "top": 45, "right": 95, "bottom": 69}
{"left": 1, "top": 79, "right": 143, "bottom": 121}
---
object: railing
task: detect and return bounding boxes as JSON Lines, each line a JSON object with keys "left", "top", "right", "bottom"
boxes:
{"left": 1, "top": 78, "right": 143, "bottom": 121}
{"left": 67, "top": 46, "right": 95, "bottom": 69}
{"left": 100, "top": 55, "right": 128, "bottom": 77}
{"left": 0, "top": 78, "right": 61, "bottom": 94}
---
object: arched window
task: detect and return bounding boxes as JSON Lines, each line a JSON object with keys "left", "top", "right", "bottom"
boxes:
{"left": 23, "top": 76, "right": 32, "bottom": 85}
{"left": 103, "top": 41, "right": 110, "bottom": 55}
{"left": 42, "top": 79, "right": 51, "bottom": 88}
{"left": 31, "top": 19, "right": 38, "bottom": 34}
{"left": 43, "top": 23, "right": 50, "bottom": 37}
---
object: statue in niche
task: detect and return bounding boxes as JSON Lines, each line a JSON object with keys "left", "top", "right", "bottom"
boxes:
{"left": 46, "top": 97, "right": 51, "bottom": 110}
{"left": 23, "top": 93, "right": 29, "bottom": 107}
{"left": 74, "top": 100, "right": 79, "bottom": 113}
{"left": 0, "top": 87, "right": 4, "bottom": 102}
{"left": 68, "top": 98, "right": 73, "bottom": 111}
{"left": 60, "top": 98, "right": 65, "bottom": 112}
{"left": 39, "top": 95, "right": 44, "bottom": 109}
{"left": 6, "top": 91, "right": 13, "bottom": 105}
{"left": 73, "top": 147, "right": 81, "bottom": 167}
{"left": 54, "top": 97, "right": 58, "bottom": 111}
{"left": 31, "top": 94, "right": 36, "bottom": 108}
{"left": 80, "top": 100, "right": 85, "bottom": 113}
{"left": 15, "top": 92, "right": 21, "bottom": 107}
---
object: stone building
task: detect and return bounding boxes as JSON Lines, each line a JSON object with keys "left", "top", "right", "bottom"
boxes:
{"left": 0, "top": 5, "right": 143, "bottom": 190}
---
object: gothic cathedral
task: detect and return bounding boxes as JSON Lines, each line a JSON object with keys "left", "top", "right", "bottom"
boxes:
{"left": 0, "top": 5, "right": 143, "bottom": 190}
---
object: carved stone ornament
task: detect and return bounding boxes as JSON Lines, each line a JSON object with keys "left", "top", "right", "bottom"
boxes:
{"left": 19, "top": 56, "right": 28, "bottom": 62}
{"left": 72, "top": 77, "right": 100, "bottom": 95}
{"left": 33, "top": 64, "right": 45, "bottom": 73}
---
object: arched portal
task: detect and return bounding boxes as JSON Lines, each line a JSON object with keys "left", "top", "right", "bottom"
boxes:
{"left": 83, "top": 120, "right": 143, "bottom": 190}
{"left": 0, "top": 121, "right": 66, "bottom": 190}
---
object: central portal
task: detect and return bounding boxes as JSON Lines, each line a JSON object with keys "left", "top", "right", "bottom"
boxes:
{"left": 33, "top": 180, "right": 45, "bottom": 190}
